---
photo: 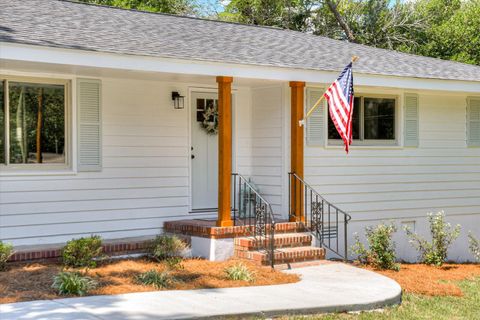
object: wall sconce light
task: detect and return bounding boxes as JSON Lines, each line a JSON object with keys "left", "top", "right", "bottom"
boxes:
{"left": 172, "top": 91, "right": 185, "bottom": 109}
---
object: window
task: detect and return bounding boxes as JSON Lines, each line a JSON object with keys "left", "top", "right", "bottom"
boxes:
{"left": 328, "top": 96, "right": 397, "bottom": 145}
{"left": 0, "top": 78, "right": 68, "bottom": 168}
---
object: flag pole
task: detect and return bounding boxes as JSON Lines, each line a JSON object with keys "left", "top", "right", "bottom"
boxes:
{"left": 299, "top": 55, "right": 359, "bottom": 127}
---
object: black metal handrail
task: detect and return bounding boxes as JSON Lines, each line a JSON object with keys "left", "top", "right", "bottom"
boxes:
{"left": 288, "top": 172, "right": 352, "bottom": 261}
{"left": 232, "top": 173, "right": 276, "bottom": 268}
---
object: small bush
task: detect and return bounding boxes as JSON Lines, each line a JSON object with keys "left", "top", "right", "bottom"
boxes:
{"left": 165, "top": 256, "right": 184, "bottom": 270}
{"left": 469, "top": 232, "right": 480, "bottom": 262}
{"left": 225, "top": 263, "right": 255, "bottom": 282}
{"left": 136, "top": 269, "right": 173, "bottom": 289}
{"left": 52, "top": 271, "right": 97, "bottom": 296}
{"left": 62, "top": 235, "right": 103, "bottom": 268}
{"left": 149, "top": 235, "right": 186, "bottom": 261}
{"left": 351, "top": 223, "right": 400, "bottom": 271}
{"left": 405, "top": 211, "right": 461, "bottom": 266}
{"left": 0, "top": 241, "right": 14, "bottom": 271}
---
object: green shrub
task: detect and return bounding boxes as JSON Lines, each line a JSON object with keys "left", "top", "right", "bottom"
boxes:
{"left": 135, "top": 269, "right": 173, "bottom": 289}
{"left": 62, "top": 235, "right": 103, "bottom": 268}
{"left": 0, "top": 241, "right": 14, "bottom": 271}
{"left": 351, "top": 223, "right": 400, "bottom": 271}
{"left": 149, "top": 235, "right": 186, "bottom": 261}
{"left": 405, "top": 211, "right": 461, "bottom": 266}
{"left": 469, "top": 232, "right": 480, "bottom": 262}
{"left": 52, "top": 271, "right": 97, "bottom": 296}
{"left": 225, "top": 263, "right": 255, "bottom": 282}
{"left": 165, "top": 256, "right": 184, "bottom": 270}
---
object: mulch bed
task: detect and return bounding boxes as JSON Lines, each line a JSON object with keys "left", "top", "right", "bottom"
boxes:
{"left": 0, "top": 258, "right": 299, "bottom": 304}
{"left": 364, "top": 263, "right": 480, "bottom": 296}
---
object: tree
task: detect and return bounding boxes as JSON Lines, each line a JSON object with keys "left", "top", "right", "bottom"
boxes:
{"left": 415, "top": 0, "right": 480, "bottom": 65}
{"left": 78, "top": 0, "right": 198, "bottom": 15}
{"left": 324, "top": 0, "right": 355, "bottom": 42}
{"left": 220, "top": 0, "right": 317, "bottom": 32}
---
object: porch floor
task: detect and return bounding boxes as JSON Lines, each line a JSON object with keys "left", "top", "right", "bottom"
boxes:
{"left": 164, "top": 218, "right": 297, "bottom": 239}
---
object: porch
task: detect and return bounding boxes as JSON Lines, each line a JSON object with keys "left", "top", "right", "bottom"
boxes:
{"left": 1, "top": 56, "right": 350, "bottom": 265}
{"left": 162, "top": 76, "right": 349, "bottom": 266}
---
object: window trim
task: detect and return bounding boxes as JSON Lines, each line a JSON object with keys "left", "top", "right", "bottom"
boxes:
{"left": 327, "top": 93, "right": 399, "bottom": 147}
{"left": 0, "top": 75, "right": 71, "bottom": 172}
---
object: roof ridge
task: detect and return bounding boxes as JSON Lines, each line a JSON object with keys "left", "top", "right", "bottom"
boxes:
{"left": 62, "top": 0, "right": 287, "bottom": 32}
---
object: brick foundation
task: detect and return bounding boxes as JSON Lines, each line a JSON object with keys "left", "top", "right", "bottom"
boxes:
{"left": 9, "top": 239, "right": 152, "bottom": 263}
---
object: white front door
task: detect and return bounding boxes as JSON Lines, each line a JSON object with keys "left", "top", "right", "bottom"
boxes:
{"left": 191, "top": 92, "right": 219, "bottom": 211}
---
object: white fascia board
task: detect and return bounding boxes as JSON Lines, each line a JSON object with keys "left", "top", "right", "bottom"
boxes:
{"left": 1, "top": 42, "right": 480, "bottom": 93}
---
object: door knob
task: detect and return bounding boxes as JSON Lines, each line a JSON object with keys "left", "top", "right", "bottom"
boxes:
{"left": 191, "top": 154, "right": 195, "bottom": 159}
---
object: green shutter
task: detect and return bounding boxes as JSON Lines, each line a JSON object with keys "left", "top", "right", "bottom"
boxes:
{"left": 467, "top": 97, "right": 480, "bottom": 147}
{"left": 404, "top": 93, "right": 419, "bottom": 147}
{"left": 77, "top": 78, "right": 102, "bottom": 171}
{"left": 306, "top": 87, "right": 326, "bottom": 146}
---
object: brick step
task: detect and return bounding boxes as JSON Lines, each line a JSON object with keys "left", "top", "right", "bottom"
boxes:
{"left": 234, "top": 233, "right": 312, "bottom": 251}
{"left": 236, "top": 246, "right": 325, "bottom": 266}
{"left": 272, "top": 222, "right": 307, "bottom": 233}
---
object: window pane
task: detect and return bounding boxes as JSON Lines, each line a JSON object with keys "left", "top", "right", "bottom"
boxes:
{"left": 364, "top": 98, "right": 395, "bottom": 140}
{"left": 328, "top": 97, "right": 360, "bottom": 140}
{"left": 196, "top": 98, "right": 205, "bottom": 122}
{"left": 0, "top": 81, "right": 4, "bottom": 164}
{"left": 9, "top": 82, "right": 65, "bottom": 164}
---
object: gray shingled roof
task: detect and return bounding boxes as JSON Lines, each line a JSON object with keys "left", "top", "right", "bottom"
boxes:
{"left": 1, "top": 0, "right": 480, "bottom": 82}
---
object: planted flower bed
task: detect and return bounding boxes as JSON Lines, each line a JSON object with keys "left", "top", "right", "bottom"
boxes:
{"left": 0, "top": 235, "right": 299, "bottom": 304}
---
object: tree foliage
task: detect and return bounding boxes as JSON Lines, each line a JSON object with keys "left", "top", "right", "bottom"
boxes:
{"left": 78, "top": 0, "right": 198, "bottom": 15}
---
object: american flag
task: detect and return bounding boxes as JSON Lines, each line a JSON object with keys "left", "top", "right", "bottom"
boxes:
{"left": 324, "top": 63, "right": 354, "bottom": 153}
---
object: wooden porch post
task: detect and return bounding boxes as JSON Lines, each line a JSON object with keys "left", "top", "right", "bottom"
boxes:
{"left": 290, "top": 81, "right": 305, "bottom": 222}
{"left": 216, "top": 76, "right": 234, "bottom": 227}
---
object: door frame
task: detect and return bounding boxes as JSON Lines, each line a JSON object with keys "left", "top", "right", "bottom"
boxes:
{"left": 187, "top": 86, "right": 237, "bottom": 213}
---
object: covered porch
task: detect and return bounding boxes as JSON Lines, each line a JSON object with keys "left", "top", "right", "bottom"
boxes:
{"left": 1, "top": 49, "right": 348, "bottom": 265}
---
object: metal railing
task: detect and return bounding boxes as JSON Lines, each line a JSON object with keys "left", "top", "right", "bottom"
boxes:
{"left": 232, "top": 173, "right": 276, "bottom": 268}
{"left": 288, "top": 172, "right": 352, "bottom": 261}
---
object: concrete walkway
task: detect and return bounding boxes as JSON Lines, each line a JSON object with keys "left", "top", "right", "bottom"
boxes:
{"left": 0, "top": 263, "right": 401, "bottom": 320}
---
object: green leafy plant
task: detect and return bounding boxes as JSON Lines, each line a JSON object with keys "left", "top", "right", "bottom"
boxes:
{"left": 469, "top": 232, "right": 479, "bottom": 262}
{"left": 149, "top": 235, "right": 186, "bottom": 261}
{"left": 405, "top": 211, "right": 461, "bottom": 266}
{"left": 52, "top": 271, "right": 97, "bottom": 296}
{"left": 225, "top": 263, "right": 255, "bottom": 282}
{"left": 165, "top": 256, "right": 184, "bottom": 270}
{"left": 0, "top": 241, "right": 14, "bottom": 271}
{"left": 351, "top": 223, "right": 400, "bottom": 271}
{"left": 62, "top": 235, "right": 103, "bottom": 268}
{"left": 135, "top": 269, "right": 173, "bottom": 289}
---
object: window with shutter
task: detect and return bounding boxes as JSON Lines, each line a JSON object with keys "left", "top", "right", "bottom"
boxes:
{"left": 467, "top": 97, "right": 480, "bottom": 147}
{"left": 77, "top": 79, "right": 102, "bottom": 171}
{"left": 327, "top": 94, "right": 398, "bottom": 146}
{"left": 306, "top": 87, "right": 325, "bottom": 146}
{"left": 0, "top": 77, "right": 69, "bottom": 169}
{"left": 404, "top": 93, "right": 419, "bottom": 147}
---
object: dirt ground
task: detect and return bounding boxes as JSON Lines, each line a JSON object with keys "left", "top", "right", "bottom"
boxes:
{"left": 0, "top": 258, "right": 299, "bottom": 304}
{"left": 364, "top": 263, "right": 480, "bottom": 296}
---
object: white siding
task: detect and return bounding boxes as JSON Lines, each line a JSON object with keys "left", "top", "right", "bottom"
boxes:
{"left": 250, "top": 86, "right": 286, "bottom": 214}
{"left": 0, "top": 76, "right": 251, "bottom": 246}
{"left": 305, "top": 91, "right": 480, "bottom": 261}
{"left": 235, "top": 88, "right": 253, "bottom": 176}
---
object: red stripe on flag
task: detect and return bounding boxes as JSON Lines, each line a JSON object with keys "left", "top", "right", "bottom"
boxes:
{"left": 324, "top": 81, "right": 353, "bottom": 153}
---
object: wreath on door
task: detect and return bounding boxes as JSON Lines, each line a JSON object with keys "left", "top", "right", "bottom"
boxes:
{"left": 201, "top": 103, "right": 219, "bottom": 135}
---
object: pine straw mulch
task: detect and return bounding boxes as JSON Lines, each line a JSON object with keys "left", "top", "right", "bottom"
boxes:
{"left": 0, "top": 258, "right": 299, "bottom": 304}
{"left": 363, "top": 263, "right": 480, "bottom": 297}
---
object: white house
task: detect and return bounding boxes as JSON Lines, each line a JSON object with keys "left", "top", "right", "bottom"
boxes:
{"left": 1, "top": 0, "right": 479, "bottom": 263}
